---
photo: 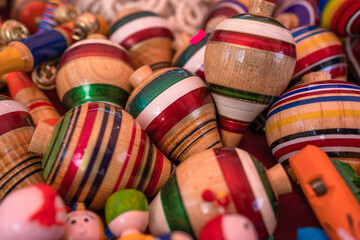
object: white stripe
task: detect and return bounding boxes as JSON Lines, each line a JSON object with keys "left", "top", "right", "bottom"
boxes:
{"left": 236, "top": 148, "right": 277, "bottom": 236}
{"left": 65, "top": 38, "right": 127, "bottom": 52}
{"left": 212, "top": 93, "right": 268, "bottom": 122}
{"left": 148, "top": 193, "right": 171, "bottom": 235}
{"left": 346, "top": 9, "right": 360, "bottom": 36}
{"left": 215, "top": 18, "right": 294, "bottom": 44}
{"left": 136, "top": 76, "right": 206, "bottom": 129}
{"left": 183, "top": 45, "right": 206, "bottom": 74}
{"left": 109, "top": 16, "right": 172, "bottom": 44}
{"left": 0, "top": 100, "right": 29, "bottom": 116}
{"left": 345, "top": 37, "right": 360, "bottom": 78}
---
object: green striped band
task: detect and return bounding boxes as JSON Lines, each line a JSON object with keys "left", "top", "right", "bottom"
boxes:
{"left": 230, "top": 14, "right": 286, "bottom": 28}
{"left": 160, "top": 173, "right": 195, "bottom": 237}
{"left": 126, "top": 69, "right": 192, "bottom": 118}
{"left": 62, "top": 84, "right": 129, "bottom": 110}
{"left": 173, "top": 34, "right": 209, "bottom": 67}
{"left": 209, "top": 83, "right": 275, "bottom": 105}
{"left": 250, "top": 155, "right": 278, "bottom": 217}
{"left": 109, "top": 11, "right": 159, "bottom": 36}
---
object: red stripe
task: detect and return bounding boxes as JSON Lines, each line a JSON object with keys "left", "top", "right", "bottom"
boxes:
{"left": 58, "top": 103, "right": 98, "bottom": 195}
{"left": 294, "top": 45, "right": 345, "bottom": 74}
{"left": 120, "top": 27, "right": 174, "bottom": 50}
{"left": 125, "top": 128, "right": 146, "bottom": 188}
{"left": 220, "top": 116, "right": 249, "bottom": 133}
{"left": 195, "top": 65, "right": 205, "bottom": 80}
{"left": 283, "top": 80, "right": 353, "bottom": 92}
{"left": 5, "top": 72, "right": 35, "bottom": 98}
{"left": 0, "top": 111, "right": 34, "bottom": 136}
{"left": 145, "top": 148, "right": 164, "bottom": 196}
{"left": 329, "top": 65, "right": 348, "bottom": 79}
{"left": 209, "top": 30, "right": 296, "bottom": 58}
{"left": 215, "top": 148, "right": 268, "bottom": 239}
{"left": 43, "top": 118, "right": 59, "bottom": 126}
{"left": 27, "top": 101, "right": 55, "bottom": 111}
{"left": 199, "top": 215, "right": 225, "bottom": 240}
{"left": 349, "top": 12, "right": 360, "bottom": 35}
{"left": 331, "top": 0, "right": 359, "bottom": 36}
{"left": 274, "top": 138, "right": 360, "bottom": 160}
{"left": 56, "top": 24, "right": 76, "bottom": 44}
{"left": 58, "top": 43, "right": 131, "bottom": 68}
{"left": 145, "top": 87, "right": 212, "bottom": 144}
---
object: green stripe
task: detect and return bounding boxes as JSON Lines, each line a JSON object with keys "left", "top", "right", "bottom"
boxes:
{"left": 0, "top": 95, "right": 11, "bottom": 101}
{"left": 109, "top": 11, "right": 159, "bottom": 36}
{"left": 209, "top": 83, "right": 275, "bottom": 104}
{"left": 160, "top": 173, "right": 195, "bottom": 237}
{"left": 126, "top": 69, "right": 192, "bottom": 118}
{"left": 230, "top": 14, "right": 286, "bottom": 28}
{"left": 62, "top": 84, "right": 129, "bottom": 110}
{"left": 250, "top": 155, "right": 278, "bottom": 217}
{"left": 173, "top": 34, "right": 209, "bottom": 67}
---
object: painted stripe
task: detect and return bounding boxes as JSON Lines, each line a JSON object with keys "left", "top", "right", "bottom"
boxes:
{"left": 230, "top": 13, "right": 285, "bottom": 28}
{"left": 0, "top": 100, "right": 29, "bottom": 115}
{"left": 215, "top": 148, "right": 268, "bottom": 239}
{"left": 174, "top": 34, "right": 208, "bottom": 68}
{"left": 293, "top": 28, "right": 330, "bottom": 44}
{"left": 291, "top": 25, "right": 319, "bottom": 38}
{"left": 27, "top": 101, "right": 54, "bottom": 111}
{"left": 137, "top": 141, "right": 153, "bottom": 191}
{"left": 215, "top": 17, "right": 293, "bottom": 43}
{"left": 149, "top": 193, "right": 171, "bottom": 234}
{"left": 182, "top": 45, "right": 206, "bottom": 74}
{"left": 145, "top": 148, "right": 164, "bottom": 196}
{"left": 160, "top": 174, "right": 194, "bottom": 235}
{"left": 209, "top": 30, "right": 296, "bottom": 58}
{"left": 295, "top": 32, "right": 341, "bottom": 54}
{"left": 220, "top": 116, "right": 249, "bottom": 133}
{"left": 346, "top": 8, "right": 360, "bottom": 35}
{"left": 0, "top": 156, "right": 40, "bottom": 183}
{"left": 0, "top": 111, "right": 34, "bottom": 136}
{"left": 345, "top": 36, "right": 360, "bottom": 78}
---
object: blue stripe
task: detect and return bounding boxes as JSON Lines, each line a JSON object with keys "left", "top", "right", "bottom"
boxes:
{"left": 268, "top": 96, "right": 360, "bottom": 119}
{"left": 294, "top": 29, "right": 329, "bottom": 43}
{"left": 317, "top": 0, "right": 328, "bottom": 14}
{"left": 291, "top": 25, "right": 319, "bottom": 38}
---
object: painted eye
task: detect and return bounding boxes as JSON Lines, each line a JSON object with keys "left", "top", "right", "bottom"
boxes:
{"left": 84, "top": 217, "right": 89, "bottom": 222}
{"left": 71, "top": 219, "right": 77, "bottom": 224}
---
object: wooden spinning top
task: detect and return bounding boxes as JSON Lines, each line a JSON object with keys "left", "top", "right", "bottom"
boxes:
{"left": 56, "top": 38, "right": 134, "bottom": 110}
{"left": 109, "top": 9, "right": 174, "bottom": 70}
{"left": 148, "top": 147, "right": 292, "bottom": 239}
{"left": 265, "top": 72, "right": 360, "bottom": 176}
{"left": 28, "top": 102, "right": 173, "bottom": 210}
{"left": 204, "top": 0, "right": 296, "bottom": 147}
{"left": 126, "top": 66, "right": 222, "bottom": 164}
{"left": 0, "top": 95, "right": 43, "bottom": 200}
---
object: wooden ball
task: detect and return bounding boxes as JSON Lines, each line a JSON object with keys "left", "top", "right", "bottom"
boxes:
{"left": 126, "top": 67, "right": 222, "bottom": 164}
{"left": 266, "top": 78, "right": 360, "bottom": 174}
{"left": 56, "top": 38, "right": 134, "bottom": 110}
{"left": 34, "top": 102, "right": 173, "bottom": 210}
{"left": 109, "top": 10, "right": 174, "bottom": 70}
{"left": 0, "top": 95, "right": 43, "bottom": 200}
{"left": 204, "top": 0, "right": 296, "bottom": 147}
{"left": 290, "top": 25, "right": 348, "bottom": 87}
{"left": 148, "top": 147, "right": 291, "bottom": 240}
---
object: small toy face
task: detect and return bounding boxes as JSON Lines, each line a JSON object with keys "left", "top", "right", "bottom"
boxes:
{"left": 63, "top": 210, "right": 103, "bottom": 240}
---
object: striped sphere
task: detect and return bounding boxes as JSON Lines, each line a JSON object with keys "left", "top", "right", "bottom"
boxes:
{"left": 204, "top": 12, "right": 296, "bottom": 147}
{"left": 42, "top": 102, "right": 173, "bottom": 210}
{"left": 172, "top": 33, "right": 209, "bottom": 80}
{"left": 109, "top": 10, "right": 174, "bottom": 70}
{"left": 126, "top": 67, "right": 222, "bottom": 164}
{"left": 0, "top": 95, "right": 43, "bottom": 200}
{"left": 318, "top": 0, "right": 360, "bottom": 36}
{"left": 344, "top": 35, "right": 360, "bottom": 82}
{"left": 149, "top": 148, "right": 279, "bottom": 240}
{"left": 265, "top": 80, "right": 360, "bottom": 172}
{"left": 290, "top": 25, "right": 348, "bottom": 87}
{"left": 10, "top": 0, "right": 46, "bottom": 33}
{"left": 56, "top": 38, "right": 134, "bottom": 110}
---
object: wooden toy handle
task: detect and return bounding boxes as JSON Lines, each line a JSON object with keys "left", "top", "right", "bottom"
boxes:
{"left": 249, "top": 0, "right": 276, "bottom": 17}
{"left": 130, "top": 65, "right": 153, "bottom": 88}
{"left": 266, "top": 163, "right": 292, "bottom": 197}
{"left": 301, "top": 72, "right": 332, "bottom": 83}
{"left": 28, "top": 120, "right": 55, "bottom": 154}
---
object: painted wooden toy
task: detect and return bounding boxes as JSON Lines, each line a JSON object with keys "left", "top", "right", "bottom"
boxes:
{"left": 199, "top": 214, "right": 259, "bottom": 240}
{"left": 265, "top": 72, "right": 360, "bottom": 176}
{"left": 172, "top": 30, "right": 209, "bottom": 80}
{"left": 344, "top": 35, "right": 360, "bottom": 83}
{"left": 5, "top": 72, "right": 60, "bottom": 126}
{"left": 126, "top": 66, "right": 222, "bottom": 164}
{"left": 63, "top": 202, "right": 105, "bottom": 240}
{"left": 318, "top": 0, "right": 360, "bottom": 36}
{"left": 28, "top": 102, "right": 173, "bottom": 210}
{"left": 0, "top": 21, "right": 75, "bottom": 77}
{"left": 0, "top": 183, "right": 67, "bottom": 240}
{"left": 0, "top": 19, "right": 29, "bottom": 45}
{"left": 289, "top": 145, "right": 360, "bottom": 240}
{"left": 290, "top": 25, "right": 347, "bottom": 87}
{"left": 36, "top": 0, "right": 62, "bottom": 33}
{"left": 201, "top": 0, "right": 248, "bottom": 33}
{"left": 0, "top": 95, "right": 44, "bottom": 200}
{"left": 148, "top": 147, "right": 292, "bottom": 239}
{"left": 10, "top": 0, "right": 47, "bottom": 33}
{"left": 109, "top": 9, "right": 174, "bottom": 70}
{"left": 204, "top": 0, "right": 296, "bottom": 147}
{"left": 56, "top": 38, "right": 133, "bottom": 110}
{"left": 73, "top": 12, "right": 109, "bottom": 40}
{"left": 273, "top": 0, "right": 320, "bottom": 30}
{"left": 105, "top": 189, "right": 153, "bottom": 239}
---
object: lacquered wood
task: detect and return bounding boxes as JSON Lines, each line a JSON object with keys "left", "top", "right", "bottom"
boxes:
{"left": 148, "top": 147, "right": 291, "bottom": 239}
{"left": 0, "top": 95, "right": 43, "bottom": 200}
{"left": 10, "top": 0, "right": 46, "bottom": 33}
{"left": 5, "top": 72, "right": 60, "bottom": 126}
{"left": 109, "top": 9, "right": 174, "bottom": 70}
{"left": 290, "top": 25, "right": 347, "bottom": 87}
{"left": 36, "top": 0, "right": 61, "bottom": 33}
{"left": 126, "top": 66, "right": 222, "bottom": 164}
{"left": 344, "top": 36, "right": 360, "bottom": 83}
{"left": 56, "top": 38, "right": 134, "bottom": 109}
{"left": 30, "top": 102, "right": 173, "bottom": 210}
{"left": 204, "top": 0, "right": 296, "bottom": 147}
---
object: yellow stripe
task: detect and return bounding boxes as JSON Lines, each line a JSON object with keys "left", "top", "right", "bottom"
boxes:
{"left": 297, "top": 39, "right": 342, "bottom": 60}
{"left": 266, "top": 109, "right": 360, "bottom": 135}
{"left": 321, "top": 0, "right": 346, "bottom": 28}
{"left": 296, "top": 32, "right": 340, "bottom": 54}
